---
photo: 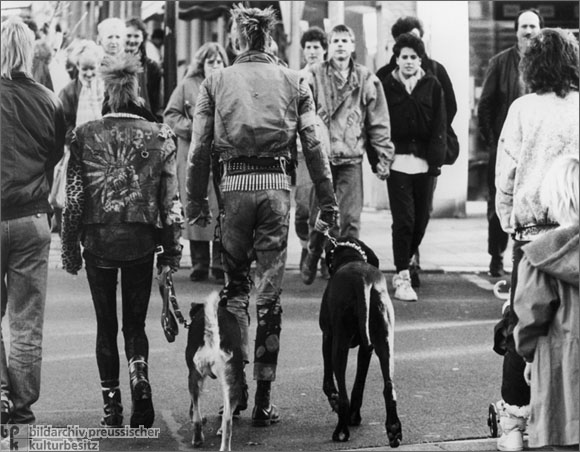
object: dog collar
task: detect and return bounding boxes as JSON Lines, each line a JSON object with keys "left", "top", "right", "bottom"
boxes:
{"left": 332, "top": 241, "right": 367, "bottom": 263}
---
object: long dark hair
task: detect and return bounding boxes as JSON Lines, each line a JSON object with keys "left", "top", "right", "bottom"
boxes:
{"left": 520, "top": 28, "right": 579, "bottom": 97}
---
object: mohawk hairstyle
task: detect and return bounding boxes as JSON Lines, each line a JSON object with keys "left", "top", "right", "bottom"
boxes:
{"left": 231, "top": 3, "right": 278, "bottom": 52}
{"left": 100, "top": 53, "right": 144, "bottom": 112}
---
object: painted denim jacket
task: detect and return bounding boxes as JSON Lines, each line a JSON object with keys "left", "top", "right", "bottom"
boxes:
{"left": 62, "top": 113, "right": 182, "bottom": 272}
{"left": 307, "top": 60, "right": 394, "bottom": 170}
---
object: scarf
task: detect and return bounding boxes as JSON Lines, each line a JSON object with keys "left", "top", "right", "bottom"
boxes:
{"left": 76, "top": 77, "right": 104, "bottom": 126}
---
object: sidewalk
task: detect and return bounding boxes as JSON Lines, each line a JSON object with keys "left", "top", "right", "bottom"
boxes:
{"left": 48, "top": 201, "right": 512, "bottom": 275}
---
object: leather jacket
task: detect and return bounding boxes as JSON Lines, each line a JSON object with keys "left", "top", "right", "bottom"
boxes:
{"left": 1, "top": 72, "right": 65, "bottom": 221}
{"left": 477, "top": 46, "right": 524, "bottom": 148}
{"left": 187, "top": 50, "right": 338, "bottom": 225}
{"left": 62, "top": 112, "right": 183, "bottom": 273}
{"left": 307, "top": 60, "right": 394, "bottom": 170}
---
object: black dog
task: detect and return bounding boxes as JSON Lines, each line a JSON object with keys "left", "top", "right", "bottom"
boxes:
{"left": 320, "top": 237, "right": 402, "bottom": 447}
{"left": 185, "top": 292, "right": 245, "bottom": 451}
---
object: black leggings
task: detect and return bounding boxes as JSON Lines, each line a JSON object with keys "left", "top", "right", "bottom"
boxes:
{"left": 85, "top": 259, "right": 154, "bottom": 384}
{"left": 501, "top": 240, "right": 530, "bottom": 406}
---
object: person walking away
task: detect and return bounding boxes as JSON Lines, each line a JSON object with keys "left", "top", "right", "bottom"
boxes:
{"left": 493, "top": 27, "right": 579, "bottom": 452}
{"left": 164, "top": 42, "right": 229, "bottom": 283}
{"left": 478, "top": 9, "right": 543, "bottom": 277}
{"left": 380, "top": 32, "right": 447, "bottom": 302}
{"left": 513, "top": 155, "right": 579, "bottom": 450}
{"left": 1, "top": 17, "right": 66, "bottom": 425}
{"left": 301, "top": 24, "right": 392, "bottom": 285}
{"left": 61, "top": 54, "right": 183, "bottom": 428}
{"left": 187, "top": 4, "right": 338, "bottom": 426}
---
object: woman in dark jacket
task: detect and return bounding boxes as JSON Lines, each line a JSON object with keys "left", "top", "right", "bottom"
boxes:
{"left": 61, "top": 54, "right": 182, "bottom": 429}
{"left": 381, "top": 32, "right": 446, "bottom": 302}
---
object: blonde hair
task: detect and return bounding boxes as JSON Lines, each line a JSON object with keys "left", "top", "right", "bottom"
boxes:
{"left": 1, "top": 16, "right": 35, "bottom": 79}
{"left": 68, "top": 39, "right": 104, "bottom": 68}
{"left": 540, "top": 155, "right": 579, "bottom": 226}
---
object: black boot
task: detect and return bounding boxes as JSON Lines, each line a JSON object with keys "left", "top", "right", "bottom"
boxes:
{"left": 129, "top": 356, "right": 155, "bottom": 428}
{"left": 252, "top": 380, "right": 279, "bottom": 427}
{"left": 101, "top": 385, "right": 123, "bottom": 427}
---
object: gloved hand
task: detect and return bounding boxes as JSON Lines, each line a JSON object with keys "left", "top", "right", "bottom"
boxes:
{"left": 314, "top": 211, "right": 331, "bottom": 233}
{"left": 189, "top": 207, "right": 212, "bottom": 228}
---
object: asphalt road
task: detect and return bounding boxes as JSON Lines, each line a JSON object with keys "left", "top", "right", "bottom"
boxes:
{"left": 23, "top": 266, "right": 507, "bottom": 451}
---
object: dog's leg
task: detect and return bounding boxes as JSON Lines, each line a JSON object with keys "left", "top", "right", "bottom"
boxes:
{"left": 218, "top": 370, "right": 234, "bottom": 452}
{"left": 332, "top": 334, "right": 351, "bottom": 442}
{"left": 321, "top": 331, "right": 339, "bottom": 412}
{"left": 374, "top": 290, "right": 402, "bottom": 448}
{"left": 349, "top": 345, "right": 372, "bottom": 427}
{"left": 189, "top": 368, "right": 205, "bottom": 448}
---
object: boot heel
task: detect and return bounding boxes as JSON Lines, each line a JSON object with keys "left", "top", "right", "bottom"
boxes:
{"left": 129, "top": 356, "right": 155, "bottom": 428}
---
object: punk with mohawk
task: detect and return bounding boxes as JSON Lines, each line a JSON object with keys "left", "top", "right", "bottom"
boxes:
{"left": 187, "top": 1, "right": 338, "bottom": 431}
{"left": 231, "top": 3, "right": 277, "bottom": 52}
{"left": 100, "top": 54, "right": 156, "bottom": 121}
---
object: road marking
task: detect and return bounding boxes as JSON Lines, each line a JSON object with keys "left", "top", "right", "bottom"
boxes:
{"left": 461, "top": 274, "right": 499, "bottom": 291}
{"left": 161, "top": 409, "right": 189, "bottom": 451}
{"left": 43, "top": 347, "right": 170, "bottom": 363}
{"left": 396, "top": 319, "right": 496, "bottom": 332}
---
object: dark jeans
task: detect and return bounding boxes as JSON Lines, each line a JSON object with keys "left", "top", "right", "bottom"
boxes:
{"left": 501, "top": 239, "right": 530, "bottom": 406}
{"left": 84, "top": 258, "right": 154, "bottom": 384}
{"left": 386, "top": 171, "right": 436, "bottom": 272}
{"left": 220, "top": 189, "right": 290, "bottom": 381}
{"left": 487, "top": 151, "right": 509, "bottom": 259}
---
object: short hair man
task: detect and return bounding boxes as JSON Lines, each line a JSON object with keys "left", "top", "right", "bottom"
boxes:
{"left": 187, "top": 4, "right": 338, "bottom": 425}
{"left": 301, "top": 24, "right": 393, "bottom": 285}
{"left": 294, "top": 26, "right": 328, "bottom": 278}
{"left": 1, "top": 16, "right": 66, "bottom": 424}
{"left": 97, "top": 17, "right": 126, "bottom": 57}
{"left": 477, "top": 8, "right": 543, "bottom": 277}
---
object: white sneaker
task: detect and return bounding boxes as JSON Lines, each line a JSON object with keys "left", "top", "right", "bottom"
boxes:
{"left": 496, "top": 401, "right": 528, "bottom": 452}
{"left": 393, "top": 270, "right": 418, "bottom": 302}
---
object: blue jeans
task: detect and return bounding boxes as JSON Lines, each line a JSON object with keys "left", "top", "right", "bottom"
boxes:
{"left": 1, "top": 213, "right": 51, "bottom": 423}
{"left": 220, "top": 189, "right": 290, "bottom": 381}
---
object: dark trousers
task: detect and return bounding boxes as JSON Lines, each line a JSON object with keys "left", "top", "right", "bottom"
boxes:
{"left": 387, "top": 171, "right": 436, "bottom": 272}
{"left": 85, "top": 258, "right": 154, "bottom": 384}
{"left": 487, "top": 151, "right": 509, "bottom": 259}
{"left": 501, "top": 239, "right": 530, "bottom": 406}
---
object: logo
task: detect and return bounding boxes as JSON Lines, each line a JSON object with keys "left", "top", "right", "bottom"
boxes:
{"left": 0, "top": 424, "right": 29, "bottom": 451}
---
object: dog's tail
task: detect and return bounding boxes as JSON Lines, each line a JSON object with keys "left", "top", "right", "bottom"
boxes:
{"left": 357, "top": 283, "right": 372, "bottom": 349}
{"left": 193, "top": 291, "right": 232, "bottom": 378}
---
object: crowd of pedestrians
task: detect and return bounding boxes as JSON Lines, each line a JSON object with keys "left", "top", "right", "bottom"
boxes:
{"left": 1, "top": 4, "right": 578, "bottom": 451}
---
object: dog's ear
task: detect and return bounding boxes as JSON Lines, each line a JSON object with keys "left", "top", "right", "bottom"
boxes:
{"left": 354, "top": 238, "right": 380, "bottom": 269}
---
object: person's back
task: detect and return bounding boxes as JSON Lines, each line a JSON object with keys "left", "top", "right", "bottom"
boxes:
{"left": 206, "top": 52, "right": 302, "bottom": 158}
{"left": 1, "top": 36, "right": 65, "bottom": 221}
{"left": 1, "top": 16, "right": 65, "bottom": 426}
{"left": 513, "top": 155, "right": 579, "bottom": 448}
